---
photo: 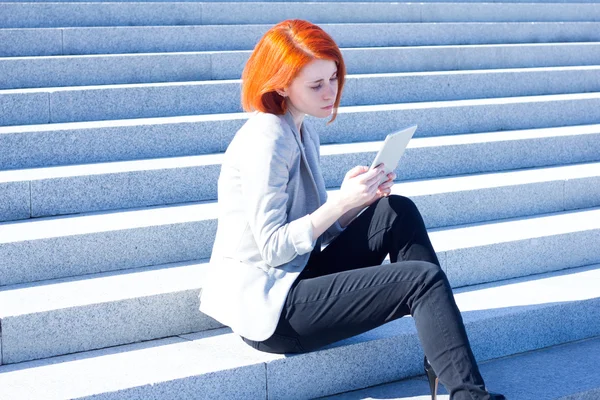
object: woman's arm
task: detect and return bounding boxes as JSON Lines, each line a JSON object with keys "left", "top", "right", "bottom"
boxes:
{"left": 310, "top": 165, "right": 384, "bottom": 240}
{"left": 338, "top": 204, "right": 368, "bottom": 228}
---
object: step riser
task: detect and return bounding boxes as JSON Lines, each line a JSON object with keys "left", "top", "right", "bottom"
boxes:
{"left": 3, "top": 69, "right": 600, "bottom": 126}
{"left": 4, "top": 0, "right": 600, "bottom": 3}
{"left": 0, "top": 220, "right": 216, "bottom": 287}
{"left": 3, "top": 99, "right": 600, "bottom": 171}
{"left": 3, "top": 176, "right": 600, "bottom": 286}
{"left": 2, "top": 263, "right": 598, "bottom": 369}
{"left": 5, "top": 44, "right": 600, "bottom": 89}
{"left": 439, "top": 229, "right": 600, "bottom": 288}
{"left": 3, "top": 23, "right": 600, "bottom": 57}
{"left": 0, "top": 266, "right": 598, "bottom": 398}
{"left": 4, "top": 3, "right": 600, "bottom": 29}
{"left": 0, "top": 289, "right": 222, "bottom": 365}
{"left": 76, "top": 363, "right": 267, "bottom": 400}
{"left": 3, "top": 130, "right": 600, "bottom": 222}
{"left": 264, "top": 298, "right": 600, "bottom": 399}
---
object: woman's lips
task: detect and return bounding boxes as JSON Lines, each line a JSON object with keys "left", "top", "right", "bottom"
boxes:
{"left": 321, "top": 104, "right": 334, "bottom": 110}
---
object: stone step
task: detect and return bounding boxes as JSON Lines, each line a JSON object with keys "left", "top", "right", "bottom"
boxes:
{"left": 2, "top": 166, "right": 600, "bottom": 285}
{"left": 3, "top": 22, "right": 600, "bottom": 57}
{"left": 5, "top": 43, "right": 600, "bottom": 89}
{"left": 2, "top": 122, "right": 600, "bottom": 222}
{"left": 3, "top": 2, "right": 600, "bottom": 29}
{"left": 4, "top": 0, "right": 599, "bottom": 3}
{"left": 322, "top": 335, "right": 600, "bottom": 400}
{"left": 3, "top": 66, "right": 600, "bottom": 126}
{"left": 0, "top": 263, "right": 598, "bottom": 398}
{"left": 2, "top": 97, "right": 600, "bottom": 171}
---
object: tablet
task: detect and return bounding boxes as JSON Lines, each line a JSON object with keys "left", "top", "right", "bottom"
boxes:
{"left": 370, "top": 125, "right": 417, "bottom": 184}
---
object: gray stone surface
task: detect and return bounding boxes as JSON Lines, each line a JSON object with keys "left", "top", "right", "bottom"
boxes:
{"left": 0, "top": 53, "right": 213, "bottom": 90}
{"left": 1, "top": 265, "right": 597, "bottom": 396}
{"left": 0, "top": 263, "right": 222, "bottom": 363}
{"left": 558, "top": 388, "right": 600, "bottom": 400}
{"left": 342, "top": 43, "right": 600, "bottom": 75}
{"left": 323, "top": 336, "right": 600, "bottom": 399}
{"left": 0, "top": 181, "right": 30, "bottom": 222}
{"left": 320, "top": 131, "right": 600, "bottom": 186}
{"left": 0, "top": 90, "right": 48, "bottom": 126}
{"left": 7, "top": 67, "right": 600, "bottom": 125}
{"left": 311, "top": 94, "right": 600, "bottom": 143}
{"left": 266, "top": 329, "right": 423, "bottom": 399}
{"left": 1, "top": 127, "right": 597, "bottom": 220}
{"left": 564, "top": 176, "right": 600, "bottom": 210}
{"left": 23, "top": 22, "right": 600, "bottom": 56}
{"left": 6, "top": 2, "right": 600, "bottom": 29}
{"left": 0, "top": 28, "right": 62, "bottom": 57}
{"left": 201, "top": 3, "right": 600, "bottom": 25}
{"left": 0, "top": 334, "right": 268, "bottom": 400}
{"left": 412, "top": 180, "right": 565, "bottom": 228}
{"left": 0, "top": 217, "right": 216, "bottom": 285}
{"left": 442, "top": 223, "right": 600, "bottom": 287}
{"left": 48, "top": 81, "right": 240, "bottom": 123}
{"left": 0, "top": 116, "right": 240, "bottom": 170}
{"left": 62, "top": 25, "right": 267, "bottom": 55}
{"left": 29, "top": 162, "right": 220, "bottom": 216}
{"left": 6, "top": 43, "right": 600, "bottom": 89}
{"left": 5, "top": 0, "right": 600, "bottom": 3}
{"left": 0, "top": 3, "right": 204, "bottom": 28}
{"left": 1, "top": 290, "right": 218, "bottom": 364}
{"left": 341, "top": 67, "right": 600, "bottom": 107}
{"left": 2, "top": 109, "right": 600, "bottom": 173}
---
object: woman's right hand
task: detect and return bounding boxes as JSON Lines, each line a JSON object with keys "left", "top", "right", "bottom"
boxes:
{"left": 336, "top": 164, "right": 387, "bottom": 211}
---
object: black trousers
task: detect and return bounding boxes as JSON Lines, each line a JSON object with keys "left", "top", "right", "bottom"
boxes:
{"left": 242, "top": 195, "right": 492, "bottom": 399}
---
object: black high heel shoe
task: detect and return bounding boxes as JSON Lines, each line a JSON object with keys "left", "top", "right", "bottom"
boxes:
{"left": 424, "top": 356, "right": 439, "bottom": 400}
{"left": 423, "top": 356, "right": 506, "bottom": 400}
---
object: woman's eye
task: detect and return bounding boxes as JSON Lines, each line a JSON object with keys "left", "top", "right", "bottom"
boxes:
{"left": 330, "top": 76, "right": 338, "bottom": 81}
{"left": 311, "top": 84, "right": 322, "bottom": 91}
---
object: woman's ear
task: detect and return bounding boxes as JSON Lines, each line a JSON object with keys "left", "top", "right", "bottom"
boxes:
{"left": 276, "top": 88, "right": 288, "bottom": 98}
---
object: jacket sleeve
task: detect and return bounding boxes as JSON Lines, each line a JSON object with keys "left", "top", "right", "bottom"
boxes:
{"left": 322, "top": 218, "right": 345, "bottom": 247}
{"left": 239, "top": 123, "right": 315, "bottom": 268}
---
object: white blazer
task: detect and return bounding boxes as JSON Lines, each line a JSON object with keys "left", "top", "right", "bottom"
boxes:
{"left": 199, "top": 110, "right": 346, "bottom": 341}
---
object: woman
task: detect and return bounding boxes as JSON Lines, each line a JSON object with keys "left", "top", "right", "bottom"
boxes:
{"left": 199, "top": 19, "right": 505, "bottom": 400}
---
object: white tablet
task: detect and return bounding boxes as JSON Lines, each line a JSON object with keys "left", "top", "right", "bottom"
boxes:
{"left": 370, "top": 125, "right": 417, "bottom": 184}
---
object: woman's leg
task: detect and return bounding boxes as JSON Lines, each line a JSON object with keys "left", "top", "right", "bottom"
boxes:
{"left": 247, "top": 195, "right": 491, "bottom": 399}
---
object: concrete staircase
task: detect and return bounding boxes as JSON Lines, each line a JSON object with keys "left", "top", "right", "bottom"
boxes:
{"left": 1, "top": 1, "right": 599, "bottom": 399}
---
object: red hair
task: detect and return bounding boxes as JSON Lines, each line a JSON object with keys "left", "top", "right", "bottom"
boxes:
{"left": 241, "top": 19, "right": 346, "bottom": 123}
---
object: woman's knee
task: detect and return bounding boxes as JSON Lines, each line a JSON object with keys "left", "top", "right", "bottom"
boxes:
{"left": 375, "top": 195, "right": 423, "bottom": 221}
{"left": 410, "top": 260, "right": 446, "bottom": 285}
{"left": 386, "top": 194, "right": 420, "bottom": 215}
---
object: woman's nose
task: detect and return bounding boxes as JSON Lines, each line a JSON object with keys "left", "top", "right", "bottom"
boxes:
{"left": 324, "top": 82, "right": 337, "bottom": 100}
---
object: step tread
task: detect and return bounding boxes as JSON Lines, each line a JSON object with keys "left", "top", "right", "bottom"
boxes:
{"left": 0, "top": 329, "right": 273, "bottom": 400}
{"left": 2, "top": 41, "right": 600, "bottom": 62}
{"left": 322, "top": 335, "right": 600, "bottom": 400}
{"left": 2, "top": 123, "right": 600, "bottom": 181}
{"left": 2, "top": 91, "right": 599, "bottom": 134}
{"left": 2, "top": 64, "right": 600, "bottom": 94}
{"left": 2, "top": 198, "right": 600, "bottom": 314}
{"left": 2, "top": 162, "right": 600, "bottom": 242}
{"left": 0, "top": 201, "right": 217, "bottom": 243}
{"left": 429, "top": 206, "right": 600, "bottom": 251}
{"left": 0, "top": 260, "right": 209, "bottom": 316}
{"left": 0, "top": 263, "right": 598, "bottom": 399}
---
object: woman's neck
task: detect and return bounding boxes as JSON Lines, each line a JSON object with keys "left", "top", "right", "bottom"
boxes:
{"left": 286, "top": 103, "right": 305, "bottom": 133}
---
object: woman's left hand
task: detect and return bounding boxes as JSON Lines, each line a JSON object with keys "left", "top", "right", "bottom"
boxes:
{"left": 364, "top": 170, "right": 396, "bottom": 207}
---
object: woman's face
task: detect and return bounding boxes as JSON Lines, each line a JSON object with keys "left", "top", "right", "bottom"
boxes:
{"left": 282, "top": 58, "right": 339, "bottom": 119}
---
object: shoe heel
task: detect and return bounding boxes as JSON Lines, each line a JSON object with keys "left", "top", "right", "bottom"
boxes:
{"left": 423, "top": 356, "right": 438, "bottom": 400}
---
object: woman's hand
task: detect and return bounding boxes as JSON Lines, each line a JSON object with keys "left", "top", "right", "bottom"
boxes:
{"left": 336, "top": 164, "right": 396, "bottom": 211}
{"left": 364, "top": 167, "right": 396, "bottom": 208}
